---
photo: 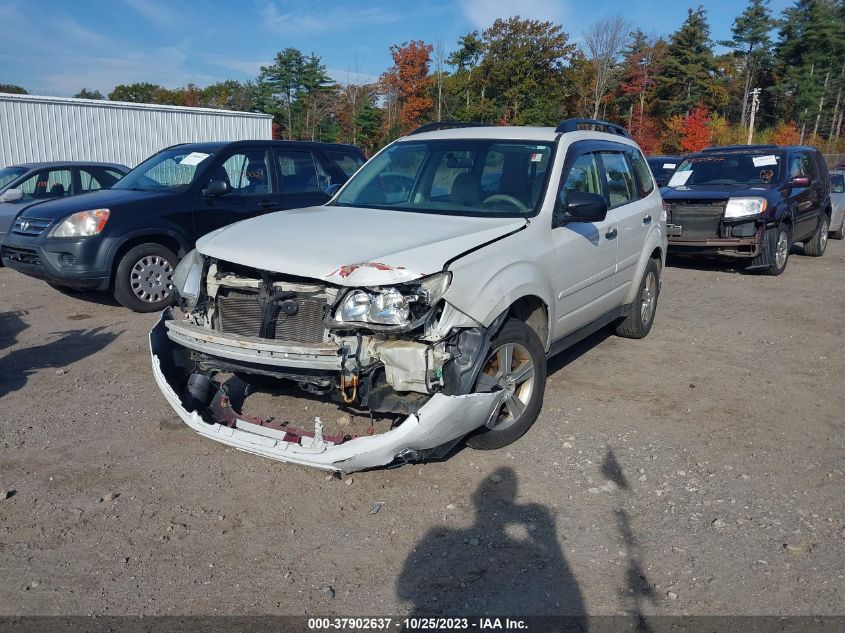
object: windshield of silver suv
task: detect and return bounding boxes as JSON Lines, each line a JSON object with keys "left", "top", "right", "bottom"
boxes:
{"left": 114, "top": 147, "right": 216, "bottom": 192}
{"left": 670, "top": 152, "right": 784, "bottom": 187}
{"left": 334, "top": 139, "right": 554, "bottom": 216}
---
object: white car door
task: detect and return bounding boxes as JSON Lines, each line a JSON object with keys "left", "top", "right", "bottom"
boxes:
{"left": 600, "top": 149, "right": 654, "bottom": 300}
{"left": 550, "top": 151, "right": 619, "bottom": 339}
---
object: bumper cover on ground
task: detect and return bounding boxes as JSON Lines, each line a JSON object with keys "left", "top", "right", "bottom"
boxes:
{"left": 150, "top": 310, "right": 503, "bottom": 473}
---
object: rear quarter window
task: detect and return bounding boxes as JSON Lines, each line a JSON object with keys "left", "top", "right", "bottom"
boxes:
{"left": 628, "top": 149, "right": 655, "bottom": 197}
{"left": 326, "top": 151, "right": 365, "bottom": 178}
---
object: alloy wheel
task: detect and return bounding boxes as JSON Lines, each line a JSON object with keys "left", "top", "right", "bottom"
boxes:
{"left": 130, "top": 255, "right": 174, "bottom": 303}
{"left": 475, "top": 342, "right": 536, "bottom": 431}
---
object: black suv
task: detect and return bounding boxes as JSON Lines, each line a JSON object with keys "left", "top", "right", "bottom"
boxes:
{"left": 1, "top": 140, "right": 365, "bottom": 311}
{"left": 662, "top": 145, "right": 832, "bottom": 275}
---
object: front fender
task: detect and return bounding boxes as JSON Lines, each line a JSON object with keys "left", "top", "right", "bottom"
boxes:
{"left": 104, "top": 227, "right": 192, "bottom": 270}
{"left": 444, "top": 256, "right": 554, "bottom": 341}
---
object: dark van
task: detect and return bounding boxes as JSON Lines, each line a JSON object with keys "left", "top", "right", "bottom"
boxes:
{"left": 1, "top": 141, "right": 365, "bottom": 311}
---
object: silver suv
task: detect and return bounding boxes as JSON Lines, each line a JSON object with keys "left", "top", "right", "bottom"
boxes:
{"left": 151, "top": 118, "right": 667, "bottom": 472}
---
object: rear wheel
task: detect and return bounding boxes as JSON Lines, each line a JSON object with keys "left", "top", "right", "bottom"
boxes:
{"left": 615, "top": 258, "right": 660, "bottom": 339}
{"left": 466, "top": 319, "right": 547, "bottom": 451}
{"left": 113, "top": 243, "right": 177, "bottom": 312}
{"left": 803, "top": 214, "right": 829, "bottom": 257}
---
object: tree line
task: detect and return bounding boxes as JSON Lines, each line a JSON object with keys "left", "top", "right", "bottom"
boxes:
{"left": 3, "top": 0, "right": 844, "bottom": 156}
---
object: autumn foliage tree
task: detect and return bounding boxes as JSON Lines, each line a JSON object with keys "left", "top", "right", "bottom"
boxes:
{"left": 680, "top": 106, "right": 713, "bottom": 152}
{"left": 770, "top": 121, "right": 800, "bottom": 146}
{"left": 380, "top": 40, "right": 433, "bottom": 135}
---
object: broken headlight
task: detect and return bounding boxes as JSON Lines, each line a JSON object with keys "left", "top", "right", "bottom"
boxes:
{"left": 335, "top": 271, "right": 451, "bottom": 327}
{"left": 724, "top": 197, "right": 767, "bottom": 219}
{"left": 172, "top": 249, "right": 204, "bottom": 310}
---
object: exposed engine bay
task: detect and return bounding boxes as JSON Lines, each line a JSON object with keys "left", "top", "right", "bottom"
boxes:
{"left": 150, "top": 256, "right": 506, "bottom": 472}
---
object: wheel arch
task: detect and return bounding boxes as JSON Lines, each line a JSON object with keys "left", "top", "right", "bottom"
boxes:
{"left": 107, "top": 231, "right": 188, "bottom": 288}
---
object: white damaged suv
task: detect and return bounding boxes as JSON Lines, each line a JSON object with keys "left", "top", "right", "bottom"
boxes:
{"left": 151, "top": 119, "right": 667, "bottom": 473}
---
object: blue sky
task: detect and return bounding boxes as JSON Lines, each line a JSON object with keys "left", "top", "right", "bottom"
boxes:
{"left": 0, "top": 0, "right": 795, "bottom": 96}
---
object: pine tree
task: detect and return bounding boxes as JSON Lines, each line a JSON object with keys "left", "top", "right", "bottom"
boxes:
{"left": 655, "top": 6, "right": 716, "bottom": 117}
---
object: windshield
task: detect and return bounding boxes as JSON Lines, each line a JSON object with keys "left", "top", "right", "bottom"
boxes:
{"left": 647, "top": 158, "right": 679, "bottom": 181}
{"left": 0, "top": 167, "right": 27, "bottom": 191}
{"left": 668, "top": 152, "right": 783, "bottom": 187}
{"left": 334, "top": 139, "right": 555, "bottom": 216}
{"left": 114, "top": 148, "right": 215, "bottom": 191}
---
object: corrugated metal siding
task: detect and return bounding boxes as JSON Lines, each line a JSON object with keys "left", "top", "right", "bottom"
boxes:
{"left": 0, "top": 94, "right": 273, "bottom": 168}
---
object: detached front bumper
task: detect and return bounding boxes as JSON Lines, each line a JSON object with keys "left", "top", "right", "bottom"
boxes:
{"left": 667, "top": 224, "right": 764, "bottom": 258}
{"left": 150, "top": 310, "right": 504, "bottom": 473}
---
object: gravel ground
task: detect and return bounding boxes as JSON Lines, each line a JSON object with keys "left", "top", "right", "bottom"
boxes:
{"left": 0, "top": 242, "right": 843, "bottom": 617}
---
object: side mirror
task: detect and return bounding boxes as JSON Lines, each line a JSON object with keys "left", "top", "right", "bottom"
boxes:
{"left": 790, "top": 176, "right": 811, "bottom": 188}
{"left": 1, "top": 188, "right": 23, "bottom": 202}
{"left": 554, "top": 191, "right": 608, "bottom": 227}
{"left": 323, "top": 183, "right": 341, "bottom": 197}
{"left": 203, "top": 180, "right": 229, "bottom": 197}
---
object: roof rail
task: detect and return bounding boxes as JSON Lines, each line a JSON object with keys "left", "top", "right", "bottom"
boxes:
{"left": 555, "top": 118, "right": 630, "bottom": 138}
{"left": 409, "top": 120, "right": 487, "bottom": 135}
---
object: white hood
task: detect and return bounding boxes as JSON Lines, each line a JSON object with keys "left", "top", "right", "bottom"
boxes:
{"left": 196, "top": 205, "right": 526, "bottom": 285}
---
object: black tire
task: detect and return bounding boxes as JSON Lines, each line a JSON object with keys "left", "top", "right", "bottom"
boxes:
{"left": 466, "top": 319, "right": 547, "bottom": 451}
{"left": 615, "top": 258, "right": 660, "bottom": 339}
{"left": 759, "top": 224, "right": 791, "bottom": 276}
{"left": 113, "top": 243, "right": 177, "bottom": 313}
{"left": 832, "top": 222, "right": 845, "bottom": 240}
{"left": 803, "top": 214, "right": 829, "bottom": 257}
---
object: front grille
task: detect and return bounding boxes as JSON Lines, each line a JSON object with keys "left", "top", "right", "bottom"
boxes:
{"left": 667, "top": 203, "right": 726, "bottom": 239}
{"left": 1, "top": 245, "right": 41, "bottom": 265}
{"left": 216, "top": 289, "right": 327, "bottom": 344}
{"left": 12, "top": 217, "right": 52, "bottom": 237}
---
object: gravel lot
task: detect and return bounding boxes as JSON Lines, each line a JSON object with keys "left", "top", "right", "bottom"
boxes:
{"left": 1, "top": 243, "right": 843, "bottom": 617}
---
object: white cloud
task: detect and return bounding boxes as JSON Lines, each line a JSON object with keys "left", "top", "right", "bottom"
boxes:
{"left": 460, "top": 0, "right": 568, "bottom": 30}
{"left": 123, "top": 0, "right": 181, "bottom": 26}
{"left": 260, "top": 1, "right": 399, "bottom": 34}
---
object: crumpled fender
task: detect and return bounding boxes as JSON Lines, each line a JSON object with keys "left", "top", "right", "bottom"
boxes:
{"left": 149, "top": 311, "right": 505, "bottom": 473}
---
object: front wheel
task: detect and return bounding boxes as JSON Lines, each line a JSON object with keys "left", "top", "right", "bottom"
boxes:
{"left": 803, "top": 214, "right": 829, "bottom": 257}
{"left": 466, "top": 319, "right": 547, "bottom": 451}
{"left": 615, "top": 258, "right": 660, "bottom": 339}
{"left": 760, "top": 224, "right": 791, "bottom": 276}
{"left": 113, "top": 243, "right": 177, "bottom": 312}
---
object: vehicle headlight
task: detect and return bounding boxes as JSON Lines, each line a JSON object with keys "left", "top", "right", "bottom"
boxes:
{"left": 172, "top": 249, "right": 205, "bottom": 309}
{"left": 50, "top": 209, "right": 110, "bottom": 237}
{"left": 724, "top": 197, "right": 767, "bottom": 219}
{"left": 335, "top": 271, "right": 451, "bottom": 327}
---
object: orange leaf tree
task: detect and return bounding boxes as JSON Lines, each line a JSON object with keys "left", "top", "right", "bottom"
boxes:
{"left": 380, "top": 40, "right": 433, "bottom": 135}
{"left": 680, "top": 106, "right": 712, "bottom": 153}
{"left": 770, "top": 121, "right": 800, "bottom": 146}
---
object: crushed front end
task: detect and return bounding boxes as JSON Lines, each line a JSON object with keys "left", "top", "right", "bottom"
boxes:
{"left": 665, "top": 199, "right": 766, "bottom": 259}
{"left": 150, "top": 254, "right": 504, "bottom": 473}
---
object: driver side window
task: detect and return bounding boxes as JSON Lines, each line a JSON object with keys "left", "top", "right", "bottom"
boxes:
{"left": 559, "top": 153, "right": 602, "bottom": 207}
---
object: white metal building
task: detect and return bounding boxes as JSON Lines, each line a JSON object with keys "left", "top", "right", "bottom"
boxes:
{"left": 0, "top": 93, "right": 273, "bottom": 168}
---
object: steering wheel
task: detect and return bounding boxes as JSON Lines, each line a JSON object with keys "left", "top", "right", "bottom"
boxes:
{"left": 482, "top": 194, "right": 529, "bottom": 211}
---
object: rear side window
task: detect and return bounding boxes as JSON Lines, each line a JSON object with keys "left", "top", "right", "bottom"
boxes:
{"left": 18, "top": 169, "right": 73, "bottom": 200}
{"left": 326, "top": 151, "right": 364, "bottom": 178}
{"left": 80, "top": 168, "right": 121, "bottom": 192}
{"left": 627, "top": 149, "right": 655, "bottom": 196}
{"left": 276, "top": 150, "right": 329, "bottom": 193}
{"left": 600, "top": 152, "right": 636, "bottom": 208}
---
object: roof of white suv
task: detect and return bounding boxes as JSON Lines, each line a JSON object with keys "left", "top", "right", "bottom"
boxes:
{"left": 401, "top": 124, "right": 640, "bottom": 148}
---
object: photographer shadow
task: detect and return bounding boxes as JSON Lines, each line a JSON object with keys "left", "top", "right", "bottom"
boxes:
{"left": 396, "top": 467, "right": 585, "bottom": 628}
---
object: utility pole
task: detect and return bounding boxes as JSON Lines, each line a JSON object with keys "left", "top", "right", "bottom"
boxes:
{"left": 747, "top": 87, "right": 761, "bottom": 145}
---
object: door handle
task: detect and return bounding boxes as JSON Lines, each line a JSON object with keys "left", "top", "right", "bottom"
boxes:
{"left": 258, "top": 200, "right": 279, "bottom": 211}
{"left": 605, "top": 227, "right": 618, "bottom": 240}
{"left": 643, "top": 214, "right": 652, "bottom": 225}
